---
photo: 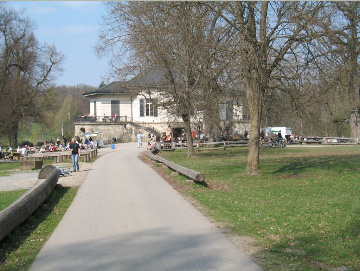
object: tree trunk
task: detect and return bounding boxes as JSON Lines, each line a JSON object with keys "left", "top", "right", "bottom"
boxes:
{"left": 244, "top": 78, "right": 262, "bottom": 176}
{"left": 345, "top": 3, "right": 360, "bottom": 140}
{"left": 348, "top": 49, "right": 359, "bottom": 139}
{"left": 182, "top": 113, "right": 195, "bottom": 156}
{"left": 7, "top": 123, "right": 19, "bottom": 147}
{"left": 204, "top": 99, "right": 222, "bottom": 142}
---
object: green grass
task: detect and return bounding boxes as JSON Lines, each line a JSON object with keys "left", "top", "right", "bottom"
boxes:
{"left": 0, "top": 190, "right": 27, "bottom": 211}
{"left": 0, "top": 163, "right": 20, "bottom": 177}
{"left": 160, "top": 146, "right": 360, "bottom": 271}
{"left": 0, "top": 122, "right": 56, "bottom": 147}
{"left": 0, "top": 186, "right": 78, "bottom": 271}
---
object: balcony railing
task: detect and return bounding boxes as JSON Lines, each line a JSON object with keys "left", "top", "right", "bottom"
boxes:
{"left": 75, "top": 115, "right": 128, "bottom": 123}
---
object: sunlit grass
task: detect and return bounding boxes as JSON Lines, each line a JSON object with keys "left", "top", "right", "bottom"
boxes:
{"left": 160, "top": 146, "right": 360, "bottom": 270}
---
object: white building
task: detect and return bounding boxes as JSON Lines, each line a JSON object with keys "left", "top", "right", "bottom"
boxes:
{"left": 75, "top": 71, "right": 250, "bottom": 142}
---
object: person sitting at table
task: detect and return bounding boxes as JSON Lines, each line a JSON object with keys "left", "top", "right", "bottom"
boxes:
{"left": 21, "top": 145, "right": 28, "bottom": 156}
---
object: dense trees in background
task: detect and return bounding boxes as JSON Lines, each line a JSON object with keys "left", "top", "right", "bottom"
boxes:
{"left": 38, "top": 85, "right": 94, "bottom": 139}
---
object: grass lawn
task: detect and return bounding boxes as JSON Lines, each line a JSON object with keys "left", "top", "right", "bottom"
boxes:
{"left": 0, "top": 190, "right": 27, "bottom": 212}
{"left": 159, "top": 146, "right": 360, "bottom": 271}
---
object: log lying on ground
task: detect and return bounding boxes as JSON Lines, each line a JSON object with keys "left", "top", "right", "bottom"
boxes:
{"left": 145, "top": 152, "right": 205, "bottom": 182}
{"left": 0, "top": 166, "right": 59, "bottom": 242}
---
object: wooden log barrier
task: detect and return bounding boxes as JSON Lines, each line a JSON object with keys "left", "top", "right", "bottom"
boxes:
{"left": 0, "top": 166, "right": 59, "bottom": 242}
{"left": 145, "top": 152, "right": 205, "bottom": 183}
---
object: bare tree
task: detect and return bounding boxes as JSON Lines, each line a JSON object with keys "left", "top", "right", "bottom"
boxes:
{"left": 211, "top": 1, "right": 327, "bottom": 175}
{"left": 320, "top": 2, "right": 360, "bottom": 138}
{"left": 0, "top": 3, "right": 64, "bottom": 146}
{"left": 97, "top": 2, "right": 238, "bottom": 155}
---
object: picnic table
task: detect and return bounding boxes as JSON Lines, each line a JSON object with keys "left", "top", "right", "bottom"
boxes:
{"left": 25, "top": 149, "right": 98, "bottom": 163}
{"left": 1, "top": 151, "right": 21, "bottom": 161}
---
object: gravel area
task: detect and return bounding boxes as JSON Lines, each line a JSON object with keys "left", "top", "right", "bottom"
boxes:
{"left": 0, "top": 145, "right": 119, "bottom": 192}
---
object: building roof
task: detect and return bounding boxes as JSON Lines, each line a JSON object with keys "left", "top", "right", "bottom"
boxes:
{"left": 83, "top": 81, "right": 132, "bottom": 97}
{"left": 83, "top": 69, "right": 167, "bottom": 98}
{"left": 126, "top": 69, "right": 167, "bottom": 88}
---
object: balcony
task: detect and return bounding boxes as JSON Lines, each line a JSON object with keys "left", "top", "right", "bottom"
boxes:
{"left": 75, "top": 115, "right": 128, "bottom": 124}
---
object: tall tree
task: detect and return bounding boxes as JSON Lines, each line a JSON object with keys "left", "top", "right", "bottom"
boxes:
{"left": 0, "top": 3, "right": 64, "bottom": 146}
{"left": 323, "top": 2, "right": 360, "bottom": 138}
{"left": 213, "top": 1, "right": 326, "bottom": 175}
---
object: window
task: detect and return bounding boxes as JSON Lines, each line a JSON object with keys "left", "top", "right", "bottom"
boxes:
{"left": 140, "top": 98, "right": 158, "bottom": 117}
{"left": 111, "top": 100, "right": 120, "bottom": 116}
{"left": 219, "top": 101, "right": 233, "bottom": 120}
{"left": 94, "top": 101, "right": 97, "bottom": 116}
{"left": 225, "top": 101, "right": 233, "bottom": 120}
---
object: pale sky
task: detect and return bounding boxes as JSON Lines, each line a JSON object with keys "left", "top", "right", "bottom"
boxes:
{"left": 7, "top": 1, "right": 114, "bottom": 87}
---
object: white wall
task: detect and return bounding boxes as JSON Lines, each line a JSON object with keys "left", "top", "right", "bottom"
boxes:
{"left": 88, "top": 92, "right": 246, "bottom": 126}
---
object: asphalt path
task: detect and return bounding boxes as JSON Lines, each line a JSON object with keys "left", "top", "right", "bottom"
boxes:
{"left": 30, "top": 143, "right": 262, "bottom": 271}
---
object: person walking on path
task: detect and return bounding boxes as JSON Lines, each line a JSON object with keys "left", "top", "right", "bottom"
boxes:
{"left": 137, "top": 131, "right": 143, "bottom": 148}
{"left": 69, "top": 138, "right": 81, "bottom": 172}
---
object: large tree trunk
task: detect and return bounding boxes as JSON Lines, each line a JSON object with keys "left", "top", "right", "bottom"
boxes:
{"left": 203, "top": 99, "right": 222, "bottom": 142}
{"left": 348, "top": 44, "right": 359, "bottom": 139}
{"left": 244, "top": 78, "right": 262, "bottom": 176}
{"left": 182, "top": 113, "right": 195, "bottom": 156}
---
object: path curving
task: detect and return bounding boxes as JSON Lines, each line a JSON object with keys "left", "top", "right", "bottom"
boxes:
{"left": 29, "top": 143, "right": 262, "bottom": 271}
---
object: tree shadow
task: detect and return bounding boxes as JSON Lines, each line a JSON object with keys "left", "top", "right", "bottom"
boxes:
{"left": 272, "top": 154, "right": 359, "bottom": 175}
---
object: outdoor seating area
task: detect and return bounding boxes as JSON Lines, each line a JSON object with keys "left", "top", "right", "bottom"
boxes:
{"left": 0, "top": 135, "right": 99, "bottom": 163}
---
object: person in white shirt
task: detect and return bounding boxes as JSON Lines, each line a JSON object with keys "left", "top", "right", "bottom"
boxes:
{"left": 21, "top": 145, "right": 28, "bottom": 156}
{"left": 137, "top": 132, "right": 143, "bottom": 148}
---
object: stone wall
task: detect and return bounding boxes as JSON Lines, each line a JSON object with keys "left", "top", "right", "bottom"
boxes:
{"left": 75, "top": 120, "right": 251, "bottom": 144}
{"left": 74, "top": 122, "right": 173, "bottom": 143}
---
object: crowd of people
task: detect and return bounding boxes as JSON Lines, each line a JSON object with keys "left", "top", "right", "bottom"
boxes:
{"left": 0, "top": 135, "right": 98, "bottom": 161}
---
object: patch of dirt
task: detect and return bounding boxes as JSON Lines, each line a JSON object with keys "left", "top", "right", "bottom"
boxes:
{"left": 206, "top": 179, "right": 232, "bottom": 191}
{"left": 138, "top": 151, "right": 264, "bottom": 259}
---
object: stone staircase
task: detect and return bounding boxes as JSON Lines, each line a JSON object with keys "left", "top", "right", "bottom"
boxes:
{"left": 128, "top": 121, "right": 162, "bottom": 137}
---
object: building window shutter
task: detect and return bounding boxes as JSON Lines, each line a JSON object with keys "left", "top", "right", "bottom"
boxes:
{"left": 154, "top": 100, "right": 158, "bottom": 117}
{"left": 111, "top": 100, "right": 120, "bottom": 116}
{"left": 140, "top": 99, "right": 144, "bottom": 117}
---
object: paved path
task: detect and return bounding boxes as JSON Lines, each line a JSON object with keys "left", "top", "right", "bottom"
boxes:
{"left": 30, "top": 143, "right": 262, "bottom": 271}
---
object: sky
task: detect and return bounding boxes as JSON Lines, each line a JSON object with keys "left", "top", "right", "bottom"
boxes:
{"left": 7, "top": 1, "right": 113, "bottom": 88}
